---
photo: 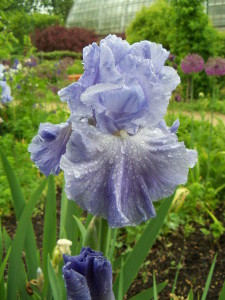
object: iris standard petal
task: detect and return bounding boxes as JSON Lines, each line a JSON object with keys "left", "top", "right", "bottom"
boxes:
{"left": 81, "top": 83, "right": 146, "bottom": 134}
{"left": 28, "top": 122, "right": 72, "bottom": 176}
{"left": 129, "top": 40, "right": 169, "bottom": 74}
{"left": 58, "top": 82, "right": 92, "bottom": 117}
{"left": 60, "top": 121, "right": 197, "bottom": 227}
{"left": 101, "top": 34, "right": 130, "bottom": 65}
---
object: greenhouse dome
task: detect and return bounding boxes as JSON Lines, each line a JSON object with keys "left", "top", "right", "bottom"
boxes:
{"left": 66, "top": 0, "right": 155, "bottom": 34}
{"left": 66, "top": 0, "right": 225, "bottom": 34}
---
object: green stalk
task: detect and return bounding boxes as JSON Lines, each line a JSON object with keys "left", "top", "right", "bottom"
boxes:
{"left": 190, "top": 74, "right": 194, "bottom": 147}
{"left": 206, "top": 79, "right": 216, "bottom": 183}
{"left": 99, "top": 218, "right": 110, "bottom": 256}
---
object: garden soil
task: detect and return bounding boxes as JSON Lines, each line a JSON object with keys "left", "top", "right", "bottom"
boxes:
{"left": 2, "top": 196, "right": 225, "bottom": 300}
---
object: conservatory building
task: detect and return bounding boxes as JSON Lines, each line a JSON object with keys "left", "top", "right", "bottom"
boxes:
{"left": 66, "top": 0, "right": 225, "bottom": 34}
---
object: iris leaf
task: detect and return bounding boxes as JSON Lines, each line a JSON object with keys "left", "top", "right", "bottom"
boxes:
{"left": 113, "top": 195, "right": 173, "bottom": 297}
{"left": 43, "top": 175, "right": 57, "bottom": 295}
{"left": 47, "top": 255, "right": 62, "bottom": 300}
{"left": 201, "top": 253, "right": 217, "bottom": 300}
{"left": 0, "top": 148, "right": 38, "bottom": 278}
{"left": 6, "top": 178, "right": 47, "bottom": 299}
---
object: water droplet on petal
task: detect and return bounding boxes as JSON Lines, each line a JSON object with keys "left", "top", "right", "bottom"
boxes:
{"left": 74, "top": 170, "right": 81, "bottom": 178}
{"left": 109, "top": 158, "right": 114, "bottom": 164}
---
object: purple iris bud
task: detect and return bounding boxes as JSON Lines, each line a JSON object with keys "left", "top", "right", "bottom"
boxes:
{"left": 0, "top": 81, "right": 12, "bottom": 104}
{"left": 17, "top": 84, "right": 21, "bottom": 90}
{"left": 181, "top": 54, "right": 204, "bottom": 74}
{"left": 62, "top": 247, "right": 115, "bottom": 300}
{"left": 28, "top": 122, "right": 72, "bottom": 176}
{"left": 205, "top": 57, "right": 225, "bottom": 76}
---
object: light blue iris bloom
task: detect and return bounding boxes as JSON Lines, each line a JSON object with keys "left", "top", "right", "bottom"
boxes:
{"left": 29, "top": 35, "right": 197, "bottom": 227}
{"left": 0, "top": 81, "right": 12, "bottom": 104}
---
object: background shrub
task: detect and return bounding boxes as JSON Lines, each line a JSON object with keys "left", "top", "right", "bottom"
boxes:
{"left": 32, "top": 25, "right": 98, "bottom": 52}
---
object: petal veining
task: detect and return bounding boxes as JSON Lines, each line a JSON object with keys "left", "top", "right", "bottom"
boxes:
{"left": 60, "top": 122, "right": 197, "bottom": 227}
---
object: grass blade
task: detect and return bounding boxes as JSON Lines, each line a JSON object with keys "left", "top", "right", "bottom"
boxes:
{"left": 6, "top": 178, "right": 47, "bottom": 300}
{"left": 218, "top": 280, "right": 225, "bottom": 300}
{"left": 47, "top": 255, "right": 62, "bottom": 300}
{"left": 3, "top": 228, "right": 11, "bottom": 253}
{"left": 188, "top": 289, "right": 194, "bottom": 300}
{"left": 0, "top": 246, "right": 11, "bottom": 282}
{"left": 0, "top": 221, "right": 3, "bottom": 261}
{"left": 129, "top": 282, "right": 167, "bottom": 300}
{"left": 73, "top": 215, "right": 86, "bottom": 240}
{"left": 201, "top": 253, "right": 217, "bottom": 300}
{"left": 171, "top": 257, "right": 183, "bottom": 297}
{"left": 43, "top": 175, "right": 57, "bottom": 294}
{"left": 113, "top": 196, "right": 173, "bottom": 297}
{"left": 0, "top": 149, "right": 39, "bottom": 278}
{"left": 153, "top": 271, "right": 158, "bottom": 300}
{"left": 118, "top": 259, "right": 124, "bottom": 300}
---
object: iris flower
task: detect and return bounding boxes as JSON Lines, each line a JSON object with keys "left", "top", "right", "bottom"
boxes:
{"left": 62, "top": 247, "right": 115, "bottom": 300}
{"left": 29, "top": 35, "right": 197, "bottom": 227}
{"left": 0, "top": 80, "right": 12, "bottom": 104}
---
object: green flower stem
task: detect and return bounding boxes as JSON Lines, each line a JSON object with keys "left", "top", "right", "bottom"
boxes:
{"left": 190, "top": 74, "right": 194, "bottom": 147}
{"left": 99, "top": 218, "right": 111, "bottom": 256}
{"left": 206, "top": 79, "right": 216, "bottom": 183}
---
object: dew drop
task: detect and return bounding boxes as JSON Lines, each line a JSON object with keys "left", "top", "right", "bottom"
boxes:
{"left": 74, "top": 170, "right": 81, "bottom": 178}
{"left": 109, "top": 158, "right": 114, "bottom": 164}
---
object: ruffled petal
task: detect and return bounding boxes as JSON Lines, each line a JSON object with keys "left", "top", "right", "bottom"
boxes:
{"left": 129, "top": 40, "right": 169, "bottom": 74}
{"left": 81, "top": 83, "right": 146, "bottom": 134}
{"left": 101, "top": 34, "right": 130, "bottom": 65}
{"left": 58, "top": 82, "right": 92, "bottom": 117}
{"left": 98, "top": 43, "right": 124, "bottom": 84}
{"left": 60, "top": 121, "right": 197, "bottom": 227}
{"left": 28, "top": 122, "right": 72, "bottom": 176}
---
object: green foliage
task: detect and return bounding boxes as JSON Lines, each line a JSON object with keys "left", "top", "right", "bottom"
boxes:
{"left": 6, "top": 12, "right": 62, "bottom": 54}
{"left": 40, "top": 0, "right": 74, "bottom": 21}
{"left": 32, "top": 13, "right": 63, "bottom": 30}
{"left": 66, "top": 59, "right": 84, "bottom": 74}
{"left": 127, "top": 0, "right": 217, "bottom": 61}
{"left": 215, "top": 31, "right": 225, "bottom": 58}
{"left": 37, "top": 50, "right": 82, "bottom": 60}
{"left": 0, "top": 11, "right": 19, "bottom": 59}
{"left": 169, "top": 0, "right": 217, "bottom": 61}
{"left": 126, "top": 0, "right": 172, "bottom": 49}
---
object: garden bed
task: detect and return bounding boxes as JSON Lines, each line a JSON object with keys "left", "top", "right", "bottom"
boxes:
{"left": 2, "top": 198, "right": 224, "bottom": 299}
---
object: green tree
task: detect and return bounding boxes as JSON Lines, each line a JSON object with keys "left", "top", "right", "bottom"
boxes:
{"left": 126, "top": 0, "right": 173, "bottom": 49}
{"left": 169, "top": 0, "right": 217, "bottom": 61}
{"left": 41, "top": 0, "right": 74, "bottom": 21}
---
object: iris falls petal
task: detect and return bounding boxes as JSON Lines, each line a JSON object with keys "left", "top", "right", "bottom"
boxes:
{"left": 29, "top": 122, "right": 72, "bottom": 176}
{"left": 60, "top": 122, "right": 197, "bottom": 227}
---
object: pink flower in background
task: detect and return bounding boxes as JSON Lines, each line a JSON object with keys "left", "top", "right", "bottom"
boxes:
{"left": 205, "top": 57, "right": 225, "bottom": 76}
{"left": 181, "top": 54, "right": 204, "bottom": 74}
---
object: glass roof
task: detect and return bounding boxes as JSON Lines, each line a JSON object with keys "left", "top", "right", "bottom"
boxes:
{"left": 66, "top": 0, "right": 225, "bottom": 33}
